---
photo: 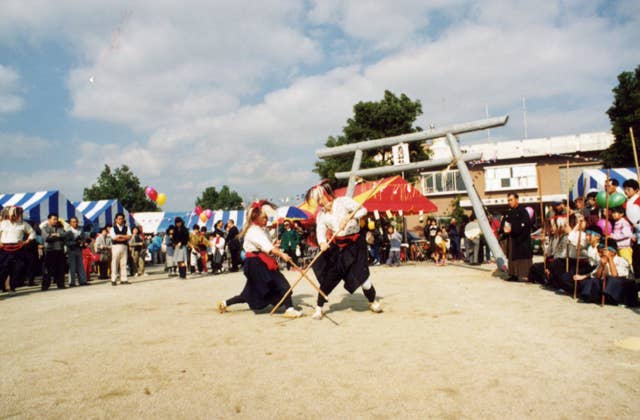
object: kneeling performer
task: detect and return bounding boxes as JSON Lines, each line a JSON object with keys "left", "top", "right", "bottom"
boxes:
{"left": 217, "top": 201, "right": 302, "bottom": 318}
{"left": 306, "top": 181, "right": 383, "bottom": 320}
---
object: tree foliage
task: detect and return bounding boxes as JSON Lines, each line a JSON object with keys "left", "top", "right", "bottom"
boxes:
{"left": 314, "top": 90, "right": 429, "bottom": 188}
{"left": 448, "top": 196, "right": 466, "bottom": 222}
{"left": 83, "top": 165, "right": 158, "bottom": 212}
{"left": 195, "top": 185, "right": 243, "bottom": 210}
{"left": 601, "top": 65, "right": 640, "bottom": 168}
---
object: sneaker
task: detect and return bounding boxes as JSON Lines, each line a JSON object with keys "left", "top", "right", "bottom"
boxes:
{"left": 216, "top": 301, "right": 227, "bottom": 314}
{"left": 121, "top": 281, "right": 131, "bottom": 285}
{"left": 369, "top": 301, "right": 383, "bottom": 313}
{"left": 283, "top": 307, "right": 303, "bottom": 318}
{"left": 311, "top": 306, "right": 326, "bottom": 320}
{"left": 111, "top": 282, "right": 117, "bottom": 286}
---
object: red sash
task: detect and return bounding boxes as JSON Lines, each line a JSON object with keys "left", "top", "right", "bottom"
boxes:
{"left": 0, "top": 243, "right": 23, "bottom": 252}
{"left": 333, "top": 233, "right": 360, "bottom": 249}
{"left": 245, "top": 252, "right": 278, "bottom": 271}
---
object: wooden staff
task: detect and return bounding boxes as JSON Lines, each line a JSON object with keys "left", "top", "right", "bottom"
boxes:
{"left": 573, "top": 226, "right": 583, "bottom": 300}
{"left": 565, "top": 160, "right": 570, "bottom": 272}
{"left": 573, "top": 173, "right": 588, "bottom": 299}
{"left": 536, "top": 165, "right": 547, "bottom": 272}
{"left": 631, "top": 127, "right": 639, "bottom": 184}
{"left": 270, "top": 182, "right": 380, "bottom": 315}
{"left": 602, "top": 170, "right": 611, "bottom": 306}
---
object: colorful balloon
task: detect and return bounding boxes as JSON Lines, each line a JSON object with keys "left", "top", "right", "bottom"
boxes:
{"left": 595, "top": 191, "right": 607, "bottom": 208}
{"left": 156, "top": 193, "right": 167, "bottom": 207}
{"left": 195, "top": 205, "right": 203, "bottom": 215}
{"left": 525, "top": 206, "right": 534, "bottom": 220}
{"left": 199, "top": 212, "right": 208, "bottom": 222}
{"left": 609, "top": 192, "right": 626, "bottom": 208}
{"left": 145, "top": 186, "right": 158, "bottom": 202}
{"left": 596, "top": 218, "right": 612, "bottom": 235}
{"left": 204, "top": 209, "right": 213, "bottom": 218}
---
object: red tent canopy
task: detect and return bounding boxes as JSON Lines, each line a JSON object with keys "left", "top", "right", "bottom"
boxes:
{"left": 334, "top": 175, "right": 437, "bottom": 214}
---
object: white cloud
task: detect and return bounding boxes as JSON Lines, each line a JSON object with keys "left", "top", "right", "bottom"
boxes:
{"left": 0, "top": 133, "right": 51, "bottom": 157}
{"left": 0, "top": 65, "right": 24, "bottom": 114}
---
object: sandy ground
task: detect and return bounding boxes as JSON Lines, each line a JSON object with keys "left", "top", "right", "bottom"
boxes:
{"left": 1, "top": 261, "right": 639, "bottom": 419}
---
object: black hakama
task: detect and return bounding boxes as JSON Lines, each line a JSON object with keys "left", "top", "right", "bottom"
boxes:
{"left": 238, "top": 256, "right": 291, "bottom": 310}
{"left": 312, "top": 233, "right": 369, "bottom": 295}
{"left": 579, "top": 276, "right": 639, "bottom": 307}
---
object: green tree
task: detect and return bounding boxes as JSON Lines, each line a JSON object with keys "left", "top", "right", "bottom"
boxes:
{"left": 314, "top": 90, "right": 429, "bottom": 188}
{"left": 83, "top": 165, "right": 158, "bottom": 212}
{"left": 601, "top": 65, "right": 640, "bottom": 167}
{"left": 448, "top": 195, "right": 466, "bottom": 222}
{"left": 195, "top": 185, "right": 243, "bottom": 210}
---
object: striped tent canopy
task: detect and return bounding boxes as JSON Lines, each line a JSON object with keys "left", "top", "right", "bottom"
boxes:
{"left": 0, "top": 191, "right": 89, "bottom": 225}
{"left": 569, "top": 168, "right": 637, "bottom": 202}
{"left": 73, "top": 200, "right": 136, "bottom": 230}
{"left": 134, "top": 210, "right": 245, "bottom": 234}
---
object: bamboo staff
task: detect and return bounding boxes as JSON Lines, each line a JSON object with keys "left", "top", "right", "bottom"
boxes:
{"left": 573, "top": 225, "right": 583, "bottom": 300}
{"left": 270, "top": 182, "right": 380, "bottom": 315}
{"left": 536, "top": 165, "right": 547, "bottom": 272}
{"left": 602, "top": 170, "right": 611, "bottom": 306}
{"left": 630, "top": 127, "right": 639, "bottom": 184}
{"left": 573, "top": 174, "right": 588, "bottom": 299}
{"left": 565, "top": 160, "right": 570, "bottom": 272}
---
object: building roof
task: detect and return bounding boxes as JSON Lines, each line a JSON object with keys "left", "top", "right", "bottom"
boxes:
{"left": 428, "top": 131, "right": 613, "bottom": 161}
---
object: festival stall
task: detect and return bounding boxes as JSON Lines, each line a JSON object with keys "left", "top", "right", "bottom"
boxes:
{"left": 299, "top": 175, "right": 437, "bottom": 216}
{"left": 0, "top": 190, "right": 89, "bottom": 225}
{"left": 569, "top": 167, "right": 637, "bottom": 202}
{"left": 134, "top": 210, "right": 245, "bottom": 234}
{"left": 334, "top": 175, "right": 438, "bottom": 215}
{"left": 74, "top": 199, "right": 136, "bottom": 230}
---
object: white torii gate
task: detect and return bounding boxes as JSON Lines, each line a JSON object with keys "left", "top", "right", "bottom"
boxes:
{"left": 315, "top": 116, "right": 510, "bottom": 271}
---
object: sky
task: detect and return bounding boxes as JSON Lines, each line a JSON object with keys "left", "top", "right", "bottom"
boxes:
{"left": 0, "top": 0, "right": 638, "bottom": 211}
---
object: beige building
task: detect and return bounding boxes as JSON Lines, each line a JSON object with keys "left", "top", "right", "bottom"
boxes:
{"left": 419, "top": 131, "right": 614, "bottom": 218}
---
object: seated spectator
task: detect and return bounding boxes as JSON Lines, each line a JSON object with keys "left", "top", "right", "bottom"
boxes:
{"left": 574, "top": 240, "right": 638, "bottom": 307}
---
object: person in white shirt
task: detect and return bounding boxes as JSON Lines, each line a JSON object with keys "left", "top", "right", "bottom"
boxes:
{"left": 305, "top": 181, "right": 383, "bottom": 320}
{"left": 210, "top": 230, "right": 226, "bottom": 274}
{"left": 217, "top": 201, "right": 301, "bottom": 318}
{"left": 109, "top": 213, "right": 131, "bottom": 285}
{"left": 0, "top": 206, "right": 36, "bottom": 293}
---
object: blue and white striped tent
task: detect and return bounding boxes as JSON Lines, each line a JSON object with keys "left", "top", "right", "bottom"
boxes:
{"left": 186, "top": 209, "right": 246, "bottom": 232}
{"left": 0, "top": 191, "right": 89, "bottom": 225}
{"left": 74, "top": 200, "right": 136, "bottom": 230}
{"left": 569, "top": 167, "right": 637, "bottom": 202}
{"left": 135, "top": 210, "right": 246, "bottom": 234}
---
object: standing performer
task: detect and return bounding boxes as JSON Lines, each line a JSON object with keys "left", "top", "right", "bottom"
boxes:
{"left": 499, "top": 192, "right": 533, "bottom": 282}
{"left": 0, "top": 206, "right": 35, "bottom": 293}
{"left": 306, "top": 181, "right": 383, "bottom": 320}
{"left": 217, "top": 201, "right": 302, "bottom": 318}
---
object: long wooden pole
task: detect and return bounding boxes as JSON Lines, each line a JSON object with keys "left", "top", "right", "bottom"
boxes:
{"left": 573, "top": 228, "right": 582, "bottom": 300}
{"left": 565, "top": 161, "right": 570, "bottom": 272}
{"left": 536, "top": 165, "right": 547, "bottom": 272}
{"left": 602, "top": 170, "right": 611, "bottom": 306}
{"left": 630, "top": 127, "right": 640, "bottom": 184}
{"left": 270, "top": 182, "right": 381, "bottom": 315}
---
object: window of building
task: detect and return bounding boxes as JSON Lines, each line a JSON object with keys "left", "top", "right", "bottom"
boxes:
{"left": 421, "top": 170, "right": 466, "bottom": 194}
{"left": 484, "top": 164, "right": 537, "bottom": 191}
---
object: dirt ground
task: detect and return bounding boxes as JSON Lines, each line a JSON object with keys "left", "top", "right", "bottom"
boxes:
{"left": 1, "top": 261, "right": 639, "bottom": 419}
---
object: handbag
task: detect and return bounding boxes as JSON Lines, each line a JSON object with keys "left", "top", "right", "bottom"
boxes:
{"left": 213, "top": 250, "right": 223, "bottom": 264}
